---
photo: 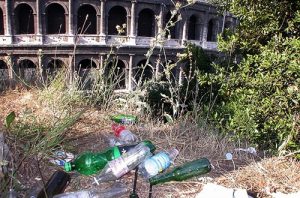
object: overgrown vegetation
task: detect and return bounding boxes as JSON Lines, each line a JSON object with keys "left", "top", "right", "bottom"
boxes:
{"left": 203, "top": 0, "right": 300, "bottom": 156}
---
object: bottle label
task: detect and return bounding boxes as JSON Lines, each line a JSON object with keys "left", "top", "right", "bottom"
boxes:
{"left": 151, "top": 153, "right": 171, "bottom": 172}
{"left": 121, "top": 118, "right": 135, "bottom": 124}
{"left": 117, "top": 145, "right": 135, "bottom": 155}
{"left": 108, "top": 157, "right": 129, "bottom": 178}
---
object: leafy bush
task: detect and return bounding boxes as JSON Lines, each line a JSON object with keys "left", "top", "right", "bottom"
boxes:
{"left": 204, "top": 0, "right": 300, "bottom": 156}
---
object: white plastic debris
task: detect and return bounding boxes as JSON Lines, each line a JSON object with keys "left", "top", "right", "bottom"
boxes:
{"left": 271, "top": 191, "right": 300, "bottom": 198}
{"left": 225, "top": 152, "right": 233, "bottom": 160}
{"left": 195, "top": 183, "right": 252, "bottom": 198}
{"left": 49, "top": 150, "right": 74, "bottom": 167}
{"left": 234, "top": 147, "right": 257, "bottom": 155}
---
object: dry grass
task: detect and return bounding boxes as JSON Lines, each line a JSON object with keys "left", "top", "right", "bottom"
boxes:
{"left": 0, "top": 90, "right": 299, "bottom": 198}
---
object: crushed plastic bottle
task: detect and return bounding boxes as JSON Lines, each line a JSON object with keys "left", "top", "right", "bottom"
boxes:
{"left": 112, "top": 124, "right": 138, "bottom": 144}
{"left": 105, "top": 135, "right": 122, "bottom": 147}
{"left": 93, "top": 142, "right": 153, "bottom": 184}
{"left": 139, "top": 148, "right": 179, "bottom": 179}
{"left": 64, "top": 140, "right": 155, "bottom": 175}
{"left": 49, "top": 150, "right": 74, "bottom": 167}
{"left": 53, "top": 182, "right": 128, "bottom": 198}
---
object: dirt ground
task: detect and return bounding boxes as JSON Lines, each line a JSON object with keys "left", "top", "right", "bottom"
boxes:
{"left": 0, "top": 90, "right": 299, "bottom": 198}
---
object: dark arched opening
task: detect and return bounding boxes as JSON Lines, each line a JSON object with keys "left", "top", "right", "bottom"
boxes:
{"left": 46, "top": 3, "right": 66, "bottom": 34}
{"left": 138, "top": 9, "right": 155, "bottom": 37}
{"left": 77, "top": 5, "right": 97, "bottom": 34}
{"left": 108, "top": 6, "right": 127, "bottom": 35}
{"left": 207, "top": 19, "right": 216, "bottom": 41}
{"left": 18, "top": 59, "right": 37, "bottom": 83}
{"left": 135, "top": 60, "right": 153, "bottom": 85}
{"left": 188, "top": 15, "right": 197, "bottom": 40}
{"left": 0, "top": 60, "right": 9, "bottom": 90}
{"left": 77, "top": 59, "right": 97, "bottom": 89}
{"left": 105, "top": 60, "right": 126, "bottom": 89}
{"left": 165, "top": 11, "right": 178, "bottom": 39}
{"left": 46, "top": 59, "right": 64, "bottom": 76}
{"left": 0, "top": 9, "right": 4, "bottom": 35}
{"left": 14, "top": 4, "right": 34, "bottom": 34}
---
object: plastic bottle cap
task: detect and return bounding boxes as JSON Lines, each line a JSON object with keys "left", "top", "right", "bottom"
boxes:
{"left": 112, "top": 124, "right": 126, "bottom": 137}
{"left": 142, "top": 140, "right": 156, "bottom": 153}
{"left": 64, "top": 162, "right": 72, "bottom": 172}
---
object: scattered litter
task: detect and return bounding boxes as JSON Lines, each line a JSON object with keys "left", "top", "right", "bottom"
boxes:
{"left": 49, "top": 150, "right": 74, "bottom": 167}
{"left": 271, "top": 191, "right": 300, "bottom": 198}
{"left": 34, "top": 177, "right": 42, "bottom": 181}
{"left": 225, "top": 152, "right": 233, "bottom": 160}
{"left": 195, "top": 183, "right": 252, "bottom": 198}
{"left": 234, "top": 147, "right": 257, "bottom": 155}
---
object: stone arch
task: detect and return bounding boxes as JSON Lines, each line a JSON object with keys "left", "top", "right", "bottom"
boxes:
{"left": 108, "top": 6, "right": 127, "bottom": 35}
{"left": 14, "top": 3, "right": 35, "bottom": 34}
{"left": 137, "top": 8, "right": 155, "bottom": 37}
{"left": 165, "top": 11, "right": 179, "bottom": 39}
{"left": 45, "top": 3, "right": 66, "bottom": 34}
{"left": 77, "top": 4, "right": 97, "bottom": 34}
{"left": 188, "top": 14, "right": 202, "bottom": 40}
{"left": 105, "top": 59, "right": 126, "bottom": 89}
{"left": 18, "top": 59, "right": 37, "bottom": 83}
{"left": 134, "top": 59, "right": 154, "bottom": 86}
{"left": 0, "top": 8, "right": 4, "bottom": 35}
{"left": 207, "top": 18, "right": 218, "bottom": 42}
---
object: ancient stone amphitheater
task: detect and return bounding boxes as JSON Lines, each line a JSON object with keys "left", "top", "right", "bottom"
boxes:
{"left": 0, "top": 0, "right": 235, "bottom": 90}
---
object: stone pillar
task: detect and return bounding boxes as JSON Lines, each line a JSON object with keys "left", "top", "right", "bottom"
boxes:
{"left": 128, "top": 1, "right": 136, "bottom": 45}
{"left": 5, "top": 0, "right": 12, "bottom": 44}
{"left": 100, "top": 0, "right": 106, "bottom": 36}
{"left": 181, "top": 19, "right": 187, "bottom": 44}
{"left": 68, "top": 54, "right": 75, "bottom": 85}
{"left": 128, "top": 54, "right": 134, "bottom": 90}
{"left": 5, "top": 53, "right": 14, "bottom": 88}
{"left": 158, "top": 4, "right": 164, "bottom": 39}
{"left": 36, "top": 0, "right": 42, "bottom": 35}
{"left": 130, "top": 0, "right": 136, "bottom": 37}
{"left": 69, "top": 0, "right": 74, "bottom": 35}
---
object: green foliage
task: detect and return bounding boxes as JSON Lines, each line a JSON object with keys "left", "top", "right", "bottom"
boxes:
{"left": 203, "top": 0, "right": 300, "bottom": 156}
{"left": 4, "top": 111, "right": 16, "bottom": 129}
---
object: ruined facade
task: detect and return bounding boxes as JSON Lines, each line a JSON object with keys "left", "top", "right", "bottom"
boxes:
{"left": 0, "top": 0, "right": 235, "bottom": 90}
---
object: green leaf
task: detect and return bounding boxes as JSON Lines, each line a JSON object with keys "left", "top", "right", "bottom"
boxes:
{"left": 4, "top": 111, "right": 16, "bottom": 129}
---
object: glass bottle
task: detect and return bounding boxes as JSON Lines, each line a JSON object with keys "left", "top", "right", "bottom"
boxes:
{"left": 110, "top": 114, "right": 137, "bottom": 125}
{"left": 149, "top": 158, "right": 211, "bottom": 186}
{"left": 37, "top": 170, "right": 71, "bottom": 198}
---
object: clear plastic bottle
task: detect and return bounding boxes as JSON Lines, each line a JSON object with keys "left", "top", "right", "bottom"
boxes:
{"left": 93, "top": 142, "right": 152, "bottom": 184}
{"left": 53, "top": 183, "right": 128, "bottom": 198}
{"left": 139, "top": 148, "right": 179, "bottom": 179}
{"left": 112, "top": 124, "right": 138, "bottom": 144}
{"left": 64, "top": 140, "right": 155, "bottom": 175}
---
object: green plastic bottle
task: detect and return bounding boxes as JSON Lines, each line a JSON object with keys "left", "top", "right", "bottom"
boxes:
{"left": 110, "top": 114, "right": 137, "bottom": 124}
{"left": 64, "top": 140, "right": 155, "bottom": 175}
{"left": 149, "top": 158, "right": 211, "bottom": 186}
